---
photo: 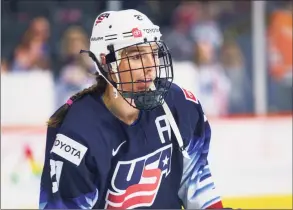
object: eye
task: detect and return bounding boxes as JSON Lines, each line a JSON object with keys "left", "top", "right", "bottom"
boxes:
{"left": 130, "top": 54, "right": 141, "bottom": 60}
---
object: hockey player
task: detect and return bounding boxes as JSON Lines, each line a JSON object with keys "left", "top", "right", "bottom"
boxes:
{"left": 39, "top": 9, "right": 223, "bottom": 209}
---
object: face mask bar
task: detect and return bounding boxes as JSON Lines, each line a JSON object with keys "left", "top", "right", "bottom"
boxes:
{"left": 81, "top": 39, "right": 174, "bottom": 111}
{"left": 113, "top": 40, "right": 173, "bottom": 110}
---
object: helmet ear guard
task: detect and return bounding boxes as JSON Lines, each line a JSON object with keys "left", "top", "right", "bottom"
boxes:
{"left": 80, "top": 44, "right": 116, "bottom": 72}
{"left": 79, "top": 49, "right": 117, "bottom": 88}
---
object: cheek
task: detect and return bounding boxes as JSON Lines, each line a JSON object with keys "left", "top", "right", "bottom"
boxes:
{"left": 118, "top": 61, "right": 130, "bottom": 81}
{"left": 115, "top": 60, "right": 131, "bottom": 91}
{"left": 118, "top": 59, "right": 140, "bottom": 82}
{"left": 117, "top": 60, "right": 142, "bottom": 91}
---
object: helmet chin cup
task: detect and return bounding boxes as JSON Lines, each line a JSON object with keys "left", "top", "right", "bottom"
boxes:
{"left": 120, "top": 78, "right": 171, "bottom": 111}
{"left": 121, "top": 89, "right": 163, "bottom": 110}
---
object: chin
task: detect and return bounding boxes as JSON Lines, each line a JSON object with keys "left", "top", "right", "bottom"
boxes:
{"left": 136, "top": 84, "right": 152, "bottom": 92}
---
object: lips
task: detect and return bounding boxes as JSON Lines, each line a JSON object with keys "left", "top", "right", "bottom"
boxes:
{"left": 135, "top": 78, "right": 153, "bottom": 90}
{"left": 136, "top": 78, "right": 153, "bottom": 83}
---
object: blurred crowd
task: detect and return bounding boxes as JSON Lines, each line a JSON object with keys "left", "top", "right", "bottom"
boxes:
{"left": 1, "top": 0, "right": 292, "bottom": 116}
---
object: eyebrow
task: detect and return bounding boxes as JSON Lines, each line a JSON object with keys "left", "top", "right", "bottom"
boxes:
{"left": 125, "top": 47, "right": 141, "bottom": 54}
{"left": 125, "top": 46, "right": 159, "bottom": 55}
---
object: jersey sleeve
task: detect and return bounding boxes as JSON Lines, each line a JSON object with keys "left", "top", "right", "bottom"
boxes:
{"left": 39, "top": 127, "right": 99, "bottom": 209}
{"left": 178, "top": 102, "right": 223, "bottom": 209}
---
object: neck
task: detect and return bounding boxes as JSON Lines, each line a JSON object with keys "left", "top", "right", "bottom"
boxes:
{"left": 102, "top": 86, "right": 140, "bottom": 125}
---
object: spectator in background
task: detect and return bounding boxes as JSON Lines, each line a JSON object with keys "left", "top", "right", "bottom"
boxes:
{"left": 171, "top": 1, "right": 230, "bottom": 117}
{"left": 55, "top": 25, "right": 95, "bottom": 108}
{"left": 173, "top": 2, "right": 230, "bottom": 117}
{"left": 164, "top": 1, "right": 200, "bottom": 61}
{"left": 11, "top": 16, "right": 51, "bottom": 72}
{"left": 267, "top": 1, "right": 292, "bottom": 111}
{"left": 193, "top": 40, "right": 231, "bottom": 117}
{"left": 11, "top": 36, "right": 49, "bottom": 72}
{"left": 220, "top": 39, "right": 252, "bottom": 114}
{"left": 26, "top": 16, "right": 51, "bottom": 56}
{"left": 191, "top": 2, "right": 223, "bottom": 54}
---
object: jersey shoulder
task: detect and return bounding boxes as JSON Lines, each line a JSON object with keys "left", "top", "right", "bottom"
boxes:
{"left": 165, "top": 83, "right": 206, "bottom": 141}
{"left": 60, "top": 94, "right": 102, "bottom": 135}
{"left": 54, "top": 94, "right": 112, "bottom": 150}
{"left": 47, "top": 94, "right": 113, "bottom": 166}
{"left": 166, "top": 82, "right": 200, "bottom": 111}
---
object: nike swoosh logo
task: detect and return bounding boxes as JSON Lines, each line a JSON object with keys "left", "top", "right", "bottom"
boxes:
{"left": 112, "top": 141, "right": 126, "bottom": 156}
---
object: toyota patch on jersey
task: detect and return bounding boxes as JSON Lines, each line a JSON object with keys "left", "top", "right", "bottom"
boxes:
{"left": 51, "top": 134, "right": 88, "bottom": 166}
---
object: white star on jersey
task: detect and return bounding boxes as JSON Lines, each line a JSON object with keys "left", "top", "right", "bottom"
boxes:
{"left": 162, "top": 155, "right": 169, "bottom": 166}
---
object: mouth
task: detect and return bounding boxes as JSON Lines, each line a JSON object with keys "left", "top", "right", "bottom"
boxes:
{"left": 135, "top": 78, "right": 153, "bottom": 90}
{"left": 136, "top": 78, "right": 153, "bottom": 83}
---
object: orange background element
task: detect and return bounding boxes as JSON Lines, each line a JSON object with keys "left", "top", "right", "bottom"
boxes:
{"left": 268, "top": 9, "right": 293, "bottom": 81}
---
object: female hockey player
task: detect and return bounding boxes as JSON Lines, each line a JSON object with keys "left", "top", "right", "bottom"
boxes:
{"left": 39, "top": 9, "right": 223, "bottom": 209}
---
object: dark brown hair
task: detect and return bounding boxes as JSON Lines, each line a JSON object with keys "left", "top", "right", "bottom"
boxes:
{"left": 47, "top": 74, "right": 107, "bottom": 127}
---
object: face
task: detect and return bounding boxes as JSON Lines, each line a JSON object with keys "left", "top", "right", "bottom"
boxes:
{"left": 113, "top": 44, "right": 159, "bottom": 92}
{"left": 194, "top": 41, "right": 214, "bottom": 64}
{"left": 31, "top": 17, "right": 50, "bottom": 40}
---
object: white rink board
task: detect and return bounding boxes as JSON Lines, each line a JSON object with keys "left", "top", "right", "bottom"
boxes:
{"left": 208, "top": 117, "right": 292, "bottom": 197}
{"left": 1, "top": 71, "right": 55, "bottom": 126}
{"left": 1, "top": 117, "right": 292, "bottom": 208}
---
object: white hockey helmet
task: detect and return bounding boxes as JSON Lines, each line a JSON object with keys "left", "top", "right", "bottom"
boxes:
{"left": 81, "top": 9, "right": 174, "bottom": 110}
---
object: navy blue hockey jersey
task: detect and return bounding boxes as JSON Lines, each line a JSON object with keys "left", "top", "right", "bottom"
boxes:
{"left": 39, "top": 83, "right": 222, "bottom": 209}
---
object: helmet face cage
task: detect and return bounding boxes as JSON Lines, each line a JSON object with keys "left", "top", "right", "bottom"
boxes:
{"left": 108, "top": 40, "right": 173, "bottom": 111}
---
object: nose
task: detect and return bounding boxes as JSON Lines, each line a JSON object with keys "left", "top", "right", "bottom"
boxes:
{"left": 143, "top": 53, "right": 157, "bottom": 73}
